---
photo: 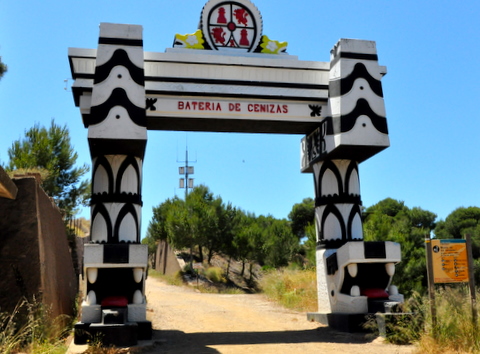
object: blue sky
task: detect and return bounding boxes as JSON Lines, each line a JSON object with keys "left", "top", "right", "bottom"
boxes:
{"left": 1, "top": 0, "right": 480, "bottom": 238}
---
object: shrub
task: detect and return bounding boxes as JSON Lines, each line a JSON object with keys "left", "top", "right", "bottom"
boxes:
{"left": 205, "top": 267, "right": 226, "bottom": 283}
{"left": 364, "top": 291, "right": 426, "bottom": 345}
{"left": 259, "top": 268, "right": 317, "bottom": 312}
{"left": 418, "top": 286, "right": 480, "bottom": 353}
{"left": 367, "top": 286, "right": 480, "bottom": 351}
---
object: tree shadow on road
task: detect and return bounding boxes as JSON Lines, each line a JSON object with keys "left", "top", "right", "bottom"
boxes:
{"left": 143, "top": 326, "right": 377, "bottom": 353}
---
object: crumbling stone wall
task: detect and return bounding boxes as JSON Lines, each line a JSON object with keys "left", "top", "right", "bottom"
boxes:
{"left": 0, "top": 176, "right": 78, "bottom": 319}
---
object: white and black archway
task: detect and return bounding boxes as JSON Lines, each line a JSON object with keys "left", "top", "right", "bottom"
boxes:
{"left": 69, "top": 0, "right": 403, "bottom": 344}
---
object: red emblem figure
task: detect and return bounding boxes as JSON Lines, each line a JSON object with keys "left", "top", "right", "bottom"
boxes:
{"left": 233, "top": 8, "right": 249, "bottom": 26}
{"left": 217, "top": 7, "right": 227, "bottom": 23}
{"left": 229, "top": 39, "right": 237, "bottom": 47}
{"left": 211, "top": 27, "right": 226, "bottom": 44}
{"left": 239, "top": 29, "right": 249, "bottom": 46}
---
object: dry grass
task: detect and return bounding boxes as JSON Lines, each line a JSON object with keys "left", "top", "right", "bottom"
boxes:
{"left": 0, "top": 298, "right": 70, "bottom": 354}
{"left": 204, "top": 266, "right": 226, "bottom": 283}
{"left": 259, "top": 267, "right": 317, "bottom": 312}
{"left": 416, "top": 287, "right": 480, "bottom": 353}
{"left": 83, "top": 342, "right": 133, "bottom": 354}
{"left": 365, "top": 286, "right": 480, "bottom": 352}
{"left": 148, "top": 269, "right": 184, "bottom": 286}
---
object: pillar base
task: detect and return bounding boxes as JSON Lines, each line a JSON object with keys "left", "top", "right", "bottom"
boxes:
{"left": 74, "top": 320, "right": 152, "bottom": 346}
{"left": 308, "top": 311, "right": 413, "bottom": 337}
{"left": 307, "top": 312, "right": 369, "bottom": 333}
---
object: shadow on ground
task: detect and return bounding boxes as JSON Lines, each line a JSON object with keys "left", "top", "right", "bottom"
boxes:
{"left": 143, "top": 327, "right": 376, "bottom": 353}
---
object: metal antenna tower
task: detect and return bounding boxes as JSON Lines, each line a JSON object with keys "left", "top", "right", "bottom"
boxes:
{"left": 178, "top": 140, "right": 196, "bottom": 199}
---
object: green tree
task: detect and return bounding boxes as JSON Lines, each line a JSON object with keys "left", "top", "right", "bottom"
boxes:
{"left": 147, "top": 185, "right": 234, "bottom": 264}
{"left": 288, "top": 197, "right": 316, "bottom": 265}
{"left": 434, "top": 207, "right": 480, "bottom": 283}
{"left": 146, "top": 198, "right": 176, "bottom": 243}
{"left": 206, "top": 199, "right": 237, "bottom": 264}
{"left": 262, "top": 217, "right": 299, "bottom": 268}
{"left": 5, "top": 119, "right": 89, "bottom": 220}
{"left": 363, "top": 198, "right": 437, "bottom": 296}
{"left": 232, "top": 211, "right": 261, "bottom": 276}
{"left": 435, "top": 207, "right": 480, "bottom": 240}
{"left": 288, "top": 197, "right": 315, "bottom": 239}
{"left": 186, "top": 185, "right": 217, "bottom": 262}
{"left": 303, "top": 223, "right": 317, "bottom": 264}
{"left": 164, "top": 197, "right": 197, "bottom": 259}
{"left": 147, "top": 186, "right": 300, "bottom": 272}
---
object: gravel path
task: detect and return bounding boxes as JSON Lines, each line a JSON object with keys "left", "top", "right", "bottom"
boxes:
{"left": 141, "top": 277, "right": 416, "bottom": 354}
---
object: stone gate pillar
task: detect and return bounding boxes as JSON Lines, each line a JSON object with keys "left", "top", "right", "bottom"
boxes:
{"left": 74, "top": 23, "right": 152, "bottom": 346}
{"left": 313, "top": 158, "right": 364, "bottom": 314}
{"left": 303, "top": 39, "right": 403, "bottom": 329}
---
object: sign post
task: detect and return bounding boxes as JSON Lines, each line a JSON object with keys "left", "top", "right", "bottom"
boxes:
{"left": 426, "top": 236, "right": 477, "bottom": 334}
{"left": 466, "top": 234, "right": 478, "bottom": 329}
{"left": 425, "top": 236, "right": 437, "bottom": 331}
{"left": 431, "top": 239, "right": 469, "bottom": 284}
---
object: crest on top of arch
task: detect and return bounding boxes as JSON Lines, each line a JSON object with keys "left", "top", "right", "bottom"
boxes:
{"left": 173, "top": 0, "right": 287, "bottom": 54}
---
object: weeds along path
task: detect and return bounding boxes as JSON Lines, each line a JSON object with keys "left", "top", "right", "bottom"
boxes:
{"left": 143, "top": 277, "right": 415, "bottom": 354}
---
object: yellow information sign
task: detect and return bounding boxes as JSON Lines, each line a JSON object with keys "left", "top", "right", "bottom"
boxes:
{"left": 431, "top": 239, "right": 469, "bottom": 283}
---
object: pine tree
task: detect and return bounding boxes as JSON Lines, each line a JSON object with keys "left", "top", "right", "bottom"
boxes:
{"left": 6, "top": 119, "right": 89, "bottom": 220}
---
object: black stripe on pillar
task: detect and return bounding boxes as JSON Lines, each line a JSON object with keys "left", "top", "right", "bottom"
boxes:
{"left": 99, "top": 37, "right": 143, "bottom": 46}
{"left": 104, "top": 244, "right": 129, "bottom": 263}
{"left": 364, "top": 242, "right": 386, "bottom": 259}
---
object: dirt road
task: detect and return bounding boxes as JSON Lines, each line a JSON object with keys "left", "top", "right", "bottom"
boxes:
{"left": 142, "top": 277, "right": 415, "bottom": 354}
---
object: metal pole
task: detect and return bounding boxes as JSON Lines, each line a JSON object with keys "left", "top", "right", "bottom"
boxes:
{"left": 465, "top": 234, "right": 478, "bottom": 329}
{"left": 425, "top": 235, "right": 437, "bottom": 334}
{"left": 185, "top": 149, "right": 189, "bottom": 199}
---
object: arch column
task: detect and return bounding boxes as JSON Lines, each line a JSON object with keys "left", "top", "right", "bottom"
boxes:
{"left": 74, "top": 23, "right": 151, "bottom": 345}
{"left": 313, "top": 159, "right": 363, "bottom": 249}
{"left": 302, "top": 39, "right": 402, "bottom": 320}
{"left": 312, "top": 159, "right": 364, "bottom": 313}
{"left": 87, "top": 23, "right": 147, "bottom": 244}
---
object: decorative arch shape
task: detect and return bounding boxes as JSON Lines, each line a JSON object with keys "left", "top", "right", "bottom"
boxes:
{"left": 113, "top": 203, "right": 139, "bottom": 243}
{"left": 347, "top": 204, "right": 363, "bottom": 240}
{"left": 321, "top": 204, "right": 347, "bottom": 242}
{"left": 345, "top": 161, "right": 360, "bottom": 196}
{"left": 116, "top": 155, "right": 141, "bottom": 195}
{"left": 91, "top": 203, "right": 113, "bottom": 242}
{"left": 317, "top": 160, "right": 343, "bottom": 198}
{"left": 92, "top": 156, "right": 114, "bottom": 195}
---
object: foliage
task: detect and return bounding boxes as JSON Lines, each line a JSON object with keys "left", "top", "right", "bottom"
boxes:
{"left": 259, "top": 268, "right": 317, "bottom": 312}
{"left": 435, "top": 206, "right": 480, "bottom": 240}
{"left": 145, "top": 185, "right": 301, "bottom": 271}
{"left": 434, "top": 207, "right": 480, "bottom": 284}
{"left": 303, "top": 223, "right": 317, "bottom": 264}
{"left": 365, "top": 291, "right": 426, "bottom": 345}
{"left": 288, "top": 198, "right": 316, "bottom": 265}
{"left": 204, "top": 266, "right": 226, "bottom": 283}
{"left": 261, "top": 217, "right": 299, "bottom": 268}
{"left": 364, "top": 286, "right": 480, "bottom": 351}
{"left": 141, "top": 232, "right": 158, "bottom": 256}
{"left": 288, "top": 197, "right": 315, "bottom": 239}
{"left": 363, "top": 198, "right": 437, "bottom": 296}
{"left": 5, "top": 119, "right": 89, "bottom": 220}
{"left": 231, "top": 210, "right": 261, "bottom": 274}
{"left": 417, "top": 286, "right": 480, "bottom": 353}
{"left": 0, "top": 298, "right": 70, "bottom": 354}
